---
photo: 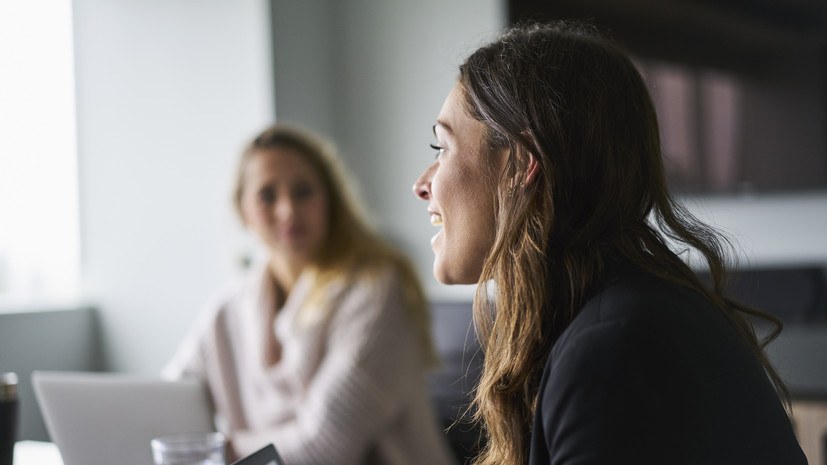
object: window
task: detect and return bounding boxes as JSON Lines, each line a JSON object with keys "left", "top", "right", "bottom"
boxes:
{"left": 0, "top": 0, "right": 80, "bottom": 306}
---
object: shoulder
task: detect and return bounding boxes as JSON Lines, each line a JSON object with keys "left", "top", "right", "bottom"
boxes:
{"left": 552, "top": 263, "right": 721, "bottom": 359}
{"left": 317, "top": 263, "right": 419, "bottom": 347}
{"left": 318, "top": 264, "right": 426, "bottom": 364}
{"left": 327, "top": 265, "right": 409, "bottom": 327}
{"left": 190, "top": 264, "right": 269, "bottom": 330}
{"left": 532, "top": 264, "right": 807, "bottom": 464}
{"left": 585, "top": 263, "right": 709, "bottom": 323}
{"left": 531, "top": 267, "right": 704, "bottom": 460}
{"left": 541, "top": 262, "right": 744, "bottom": 424}
{"left": 327, "top": 263, "right": 406, "bottom": 308}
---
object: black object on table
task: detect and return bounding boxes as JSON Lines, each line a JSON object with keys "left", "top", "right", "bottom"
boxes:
{"left": 0, "top": 373, "right": 18, "bottom": 465}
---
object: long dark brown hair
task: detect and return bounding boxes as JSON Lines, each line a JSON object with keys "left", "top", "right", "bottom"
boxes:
{"left": 459, "top": 22, "right": 787, "bottom": 465}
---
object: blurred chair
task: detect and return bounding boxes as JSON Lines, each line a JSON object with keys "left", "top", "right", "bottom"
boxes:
{"left": 698, "top": 266, "right": 827, "bottom": 324}
{"left": 0, "top": 307, "right": 104, "bottom": 441}
{"left": 428, "top": 301, "right": 486, "bottom": 465}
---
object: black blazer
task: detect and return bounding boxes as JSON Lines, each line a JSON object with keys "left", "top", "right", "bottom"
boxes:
{"left": 528, "top": 262, "right": 806, "bottom": 464}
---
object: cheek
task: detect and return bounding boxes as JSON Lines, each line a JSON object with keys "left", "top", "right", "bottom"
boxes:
{"left": 438, "top": 169, "right": 491, "bottom": 216}
{"left": 449, "top": 182, "right": 498, "bottom": 249}
{"left": 240, "top": 200, "right": 259, "bottom": 226}
{"left": 241, "top": 198, "right": 274, "bottom": 231}
{"left": 310, "top": 197, "right": 330, "bottom": 233}
{"left": 431, "top": 164, "right": 462, "bottom": 205}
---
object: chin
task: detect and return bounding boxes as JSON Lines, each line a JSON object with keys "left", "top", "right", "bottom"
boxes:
{"left": 433, "top": 262, "right": 480, "bottom": 286}
{"left": 434, "top": 272, "right": 455, "bottom": 285}
{"left": 432, "top": 262, "right": 454, "bottom": 285}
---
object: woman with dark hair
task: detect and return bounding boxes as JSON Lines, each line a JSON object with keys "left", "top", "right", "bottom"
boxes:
{"left": 166, "top": 124, "right": 455, "bottom": 465}
{"left": 413, "top": 22, "right": 806, "bottom": 464}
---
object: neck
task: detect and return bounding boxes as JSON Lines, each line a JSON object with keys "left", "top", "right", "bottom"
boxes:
{"left": 267, "top": 255, "right": 306, "bottom": 301}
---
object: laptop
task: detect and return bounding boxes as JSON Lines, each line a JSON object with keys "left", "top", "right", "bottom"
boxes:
{"left": 32, "top": 370, "right": 216, "bottom": 465}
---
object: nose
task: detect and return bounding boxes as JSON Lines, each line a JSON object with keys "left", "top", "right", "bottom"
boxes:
{"left": 413, "top": 164, "right": 434, "bottom": 200}
{"left": 275, "top": 195, "right": 295, "bottom": 221}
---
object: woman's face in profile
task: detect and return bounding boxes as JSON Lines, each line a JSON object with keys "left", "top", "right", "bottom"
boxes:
{"left": 413, "top": 84, "right": 505, "bottom": 285}
{"left": 240, "top": 147, "right": 329, "bottom": 270}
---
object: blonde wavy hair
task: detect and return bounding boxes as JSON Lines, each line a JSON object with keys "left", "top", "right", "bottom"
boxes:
{"left": 233, "top": 124, "right": 437, "bottom": 365}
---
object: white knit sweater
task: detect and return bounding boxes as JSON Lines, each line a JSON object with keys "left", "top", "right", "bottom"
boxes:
{"left": 163, "top": 263, "right": 456, "bottom": 465}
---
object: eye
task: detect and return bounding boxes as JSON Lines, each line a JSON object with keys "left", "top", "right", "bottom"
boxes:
{"left": 429, "top": 143, "right": 444, "bottom": 159}
{"left": 292, "top": 182, "right": 316, "bottom": 199}
{"left": 258, "top": 187, "right": 275, "bottom": 204}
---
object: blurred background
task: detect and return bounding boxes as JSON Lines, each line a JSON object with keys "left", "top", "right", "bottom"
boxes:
{"left": 1, "top": 0, "right": 826, "bottom": 443}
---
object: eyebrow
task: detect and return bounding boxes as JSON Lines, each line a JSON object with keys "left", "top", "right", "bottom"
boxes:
{"left": 433, "top": 121, "right": 453, "bottom": 136}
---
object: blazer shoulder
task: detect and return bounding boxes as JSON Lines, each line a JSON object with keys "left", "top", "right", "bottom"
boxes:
{"left": 551, "top": 265, "right": 718, "bottom": 359}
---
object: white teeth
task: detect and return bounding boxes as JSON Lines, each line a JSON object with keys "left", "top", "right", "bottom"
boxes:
{"left": 430, "top": 214, "right": 443, "bottom": 226}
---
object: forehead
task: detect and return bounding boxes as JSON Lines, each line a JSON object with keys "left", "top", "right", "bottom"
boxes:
{"left": 435, "top": 84, "right": 487, "bottom": 140}
{"left": 244, "top": 147, "right": 321, "bottom": 183}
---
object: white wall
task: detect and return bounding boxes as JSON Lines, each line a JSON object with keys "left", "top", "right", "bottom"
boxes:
{"left": 73, "top": 0, "right": 274, "bottom": 373}
{"left": 683, "top": 192, "right": 827, "bottom": 267}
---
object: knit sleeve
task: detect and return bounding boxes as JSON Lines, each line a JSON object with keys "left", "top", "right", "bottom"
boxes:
{"left": 231, "top": 269, "right": 426, "bottom": 465}
{"left": 162, "top": 318, "right": 208, "bottom": 381}
{"left": 161, "top": 287, "right": 233, "bottom": 381}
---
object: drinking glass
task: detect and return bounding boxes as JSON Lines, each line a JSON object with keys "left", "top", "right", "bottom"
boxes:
{"left": 151, "top": 432, "right": 226, "bottom": 465}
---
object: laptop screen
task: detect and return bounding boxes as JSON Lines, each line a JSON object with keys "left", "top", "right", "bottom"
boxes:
{"left": 32, "top": 371, "right": 215, "bottom": 465}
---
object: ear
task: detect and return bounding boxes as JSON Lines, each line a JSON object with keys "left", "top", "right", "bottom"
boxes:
{"left": 505, "top": 148, "right": 540, "bottom": 192}
{"left": 523, "top": 152, "right": 540, "bottom": 186}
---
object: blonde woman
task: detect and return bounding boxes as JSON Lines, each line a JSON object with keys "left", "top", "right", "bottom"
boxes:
{"left": 165, "top": 125, "right": 455, "bottom": 465}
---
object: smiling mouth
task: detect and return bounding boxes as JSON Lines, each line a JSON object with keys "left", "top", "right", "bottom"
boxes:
{"left": 430, "top": 213, "right": 443, "bottom": 226}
